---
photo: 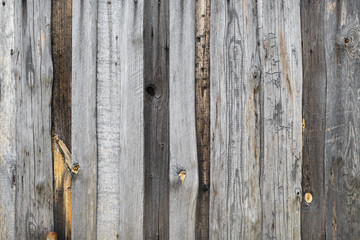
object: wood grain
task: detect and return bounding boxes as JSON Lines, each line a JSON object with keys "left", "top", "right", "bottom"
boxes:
{"left": 209, "top": 0, "right": 262, "bottom": 238}
{"left": 169, "top": 0, "right": 198, "bottom": 239}
{"left": 195, "top": 0, "right": 211, "bottom": 238}
{"left": 301, "top": 1, "right": 327, "bottom": 239}
{"left": 15, "top": 0, "right": 54, "bottom": 238}
{"left": 51, "top": 0, "right": 72, "bottom": 238}
{"left": 324, "top": 1, "right": 360, "bottom": 239}
{"left": 0, "top": 0, "right": 16, "bottom": 239}
{"left": 143, "top": 0, "right": 170, "bottom": 239}
{"left": 258, "top": 0, "right": 303, "bottom": 239}
{"left": 71, "top": 0, "right": 97, "bottom": 239}
{"left": 97, "top": 0, "right": 144, "bottom": 239}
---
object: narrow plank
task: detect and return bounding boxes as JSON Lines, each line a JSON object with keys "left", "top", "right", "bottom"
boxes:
{"left": 169, "top": 0, "right": 198, "bottom": 239}
{"left": 15, "top": 0, "right": 54, "bottom": 238}
{"left": 0, "top": 0, "right": 16, "bottom": 239}
{"left": 324, "top": 1, "right": 360, "bottom": 238}
{"left": 51, "top": 0, "right": 72, "bottom": 238}
{"left": 258, "top": 0, "right": 303, "bottom": 239}
{"left": 97, "top": 1, "right": 144, "bottom": 239}
{"left": 300, "top": 1, "right": 327, "bottom": 239}
{"left": 143, "top": 0, "right": 170, "bottom": 239}
{"left": 71, "top": 0, "right": 97, "bottom": 239}
{"left": 209, "top": 0, "right": 262, "bottom": 238}
{"left": 195, "top": 0, "right": 211, "bottom": 238}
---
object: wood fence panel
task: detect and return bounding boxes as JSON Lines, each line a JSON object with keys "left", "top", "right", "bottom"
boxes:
{"left": 14, "top": 0, "right": 54, "bottom": 239}
{"left": 143, "top": 0, "right": 169, "bottom": 239}
{"left": 324, "top": 1, "right": 360, "bottom": 239}
{"left": 301, "top": 1, "right": 327, "bottom": 239}
{"left": 169, "top": 1, "right": 198, "bottom": 239}
{"left": 0, "top": 1, "right": 16, "bottom": 239}
{"left": 209, "top": 0, "right": 262, "bottom": 238}
{"left": 258, "top": 0, "right": 303, "bottom": 239}
{"left": 71, "top": 0, "right": 97, "bottom": 239}
{"left": 97, "top": 0, "right": 144, "bottom": 239}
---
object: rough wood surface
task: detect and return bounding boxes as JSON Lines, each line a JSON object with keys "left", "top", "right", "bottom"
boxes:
{"left": 209, "top": 0, "right": 262, "bottom": 238}
{"left": 301, "top": 1, "right": 327, "bottom": 239}
{"left": 15, "top": 0, "right": 54, "bottom": 239}
{"left": 71, "top": 0, "right": 97, "bottom": 239}
{"left": 258, "top": 0, "right": 303, "bottom": 239}
{"left": 143, "top": 0, "right": 169, "bottom": 239}
{"left": 323, "top": 1, "right": 360, "bottom": 239}
{"left": 169, "top": 1, "right": 198, "bottom": 239}
{"left": 97, "top": 0, "right": 144, "bottom": 239}
{"left": 0, "top": 0, "right": 16, "bottom": 239}
{"left": 195, "top": 0, "right": 211, "bottom": 238}
{"left": 51, "top": 0, "right": 72, "bottom": 238}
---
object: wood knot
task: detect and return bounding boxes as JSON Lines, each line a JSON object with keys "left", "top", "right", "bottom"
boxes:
{"left": 304, "top": 192, "right": 313, "bottom": 204}
{"left": 178, "top": 170, "right": 186, "bottom": 185}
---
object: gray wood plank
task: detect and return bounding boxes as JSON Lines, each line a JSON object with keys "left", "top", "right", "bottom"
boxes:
{"left": 14, "top": 0, "right": 54, "bottom": 239}
{"left": 0, "top": 0, "right": 16, "bottom": 239}
{"left": 143, "top": 0, "right": 170, "bottom": 239}
{"left": 97, "top": 1, "right": 144, "bottom": 239}
{"left": 300, "top": 1, "right": 327, "bottom": 239}
{"left": 195, "top": 0, "right": 211, "bottom": 238}
{"left": 324, "top": 1, "right": 360, "bottom": 239}
{"left": 258, "top": 0, "right": 303, "bottom": 239}
{"left": 169, "top": 1, "right": 198, "bottom": 239}
{"left": 71, "top": 0, "right": 97, "bottom": 239}
{"left": 209, "top": 0, "right": 262, "bottom": 238}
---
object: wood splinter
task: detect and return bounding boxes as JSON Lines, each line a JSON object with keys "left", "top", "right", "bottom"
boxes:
{"left": 52, "top": 134, "right": 79, "bottom": 174}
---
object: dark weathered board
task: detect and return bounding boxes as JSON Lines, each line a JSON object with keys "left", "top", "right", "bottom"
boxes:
{"left": 0, "top": 0, "right": 16, "bottom": 239}
{"left": 97, "top": 0, "right": 145, "bottom": 239}
{"left": 169, "top": 0, "right": 198, "bottom": 239}
{"left": 71, "top": 0, "right": 97, "bottom": 239}
{"left": 143, "top": 0, "right": 170, "bottom": 239}
{"left": 51, "top": 0, "right": 72, "bottom": 239}
{"left": 258, "top": 0, "right": 303, "bottom": 239}
{"left": 15, "top": 0, "right": 54, "bottom": 239}
{"left": 209, "top": 0, "right": 262, "bottom": 238}
{"left": 301, "top": 1, "right": 327, "bottom": 239}
{"left": 323, "top": 0, "right": 360, "bottom": 239}
{"left": 195, "top": 0, "right": 211, "bottom": 238}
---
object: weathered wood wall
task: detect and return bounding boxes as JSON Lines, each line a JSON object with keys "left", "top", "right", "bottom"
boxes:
{"left": 0, "top": 0, "right": 359, "bottom": 239}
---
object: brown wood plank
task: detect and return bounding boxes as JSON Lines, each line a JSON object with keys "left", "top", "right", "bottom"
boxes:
{"left": 51, "top": 0, "right": 72, "bottom": 239}
{"left": 195, "top": 0, "right": 211, "bottom": 238}
{"left": 143, "top": 0, "right": 170, "bottom": 238}
{"left": 301, "top": 1, "right": 327, "bottom": 239}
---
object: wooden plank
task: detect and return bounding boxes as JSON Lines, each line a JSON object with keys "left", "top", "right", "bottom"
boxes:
{"left": 300, "top": 1, "right": 327, "bottom": 239}
{"left": 169, "top": 1, "right": 198, "bottom": 239}
{"left": 143, "top": 0, "right": 169, "bottom": 239}
{"left": 0, "top": 0, "right": 16, "bottom": 239}
{"left": 51, "top": 0, "right": 72, "bottom": 238}
{"left": 209, "top": 0, "right": 262, "bottom": 238}
{"left": 97, "top": 1, "right": 144, "bottom": 239}
{"left": 15, "top": 0, "right": 54, "bottom": 238}
{"left": 324, "top": 1, "right": 360, "bottom": 238}
{"left": 195, "top": 0, "right": 211, "bottom": 238}
{"left": 258, "top": 0, "right": 303, "bottom": 239}
{"left": 71, "top": 0, "right": 97, "bottom": 239}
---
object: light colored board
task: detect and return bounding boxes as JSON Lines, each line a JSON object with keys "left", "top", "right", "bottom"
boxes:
{"left": 71, "top": 0, "right": 97, "bottom": 239}
{"left": 97, "top": 1, "right": 144, "bottom": 239}
{"left": 169, "top": 0, "right": 198, "bottom": 239}
{"left": 324, "top": 1, "right": 360, "bottom": 238}
{"left": 258, "top": 0, "right": 303, "bottom": 239}
{"left": 209, "top": 0, "right": 262, "bottom": 238}
{"left": 0, "top": 0, "right": 16, "bottom": 239}
{"left": 14, "top": 0, "right": 54, "bottom": 239}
